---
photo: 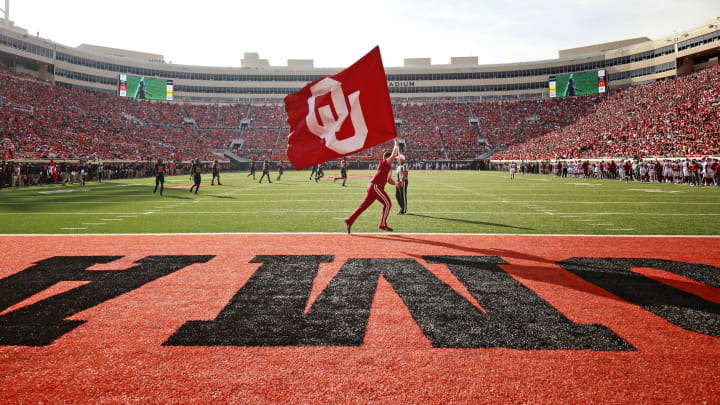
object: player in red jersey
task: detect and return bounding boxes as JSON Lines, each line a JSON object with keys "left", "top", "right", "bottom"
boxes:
{"left": 153, "top": 158, "right": 166, "bottom": 195}
{"left": 345, "top": 139, "right": 399, "bottom": 233}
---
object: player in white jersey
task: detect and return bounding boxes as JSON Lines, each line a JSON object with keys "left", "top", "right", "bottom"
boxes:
{"left": 509, "top": 162, "right": 517, "bottom": 180}
{"left": 682, "top": 160, "right": 691, "bottom": 184}
{"left": 661, "top": 160, "right": 670, "bottom": 183}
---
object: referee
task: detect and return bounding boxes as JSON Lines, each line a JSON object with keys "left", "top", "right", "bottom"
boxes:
{"left": 395, "top": 154, "right": 408, "bottom": 215}
{"left": 259, "top": 159, "right": 272, "bottom": 184}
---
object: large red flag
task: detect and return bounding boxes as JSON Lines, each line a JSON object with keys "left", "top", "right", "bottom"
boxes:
{"left": 284, "top": 46, "right": 396, "bottom": 169}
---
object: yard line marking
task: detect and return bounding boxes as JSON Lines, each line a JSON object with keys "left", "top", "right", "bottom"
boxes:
{"left": 608, "top": 228, "right": 635, "bottom": 231}
{"left": 116, "top": 215, "right": 137, "bottom": 218}
{"left": 503, "top": 201, "right": 720, "bottom": 205}
{"left": 100, "top": 219, "right": 123, "bottom": 221}
{"left": 560, "top": 216, "right": 581, "bottom": 218}
{"left": 627, "top": 189, "right": 684, "bottom": 194}
{"left": 81, "top": 223, "right": 106, "bottom": 225}
{"left": 60, "top": 227, "right": 87, "bottom": 230}
{"left": 37, "top": 190, "right": 76, "bottom": 194}
{"left": 6, "top": 232, "right": 719, "bottom": 237}
{"left": 589, "top": 224, "right": 615, "bottom": 226}
{"left": 2, "top": 211, "right": 720, "bottom": 216}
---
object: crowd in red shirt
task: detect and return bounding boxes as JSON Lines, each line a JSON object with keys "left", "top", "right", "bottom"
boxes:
{"left": 495, "top": 65, "right": 720, "bottom": 160}
{"left": 2, "top": 65, "right": 718, "bottom": 165}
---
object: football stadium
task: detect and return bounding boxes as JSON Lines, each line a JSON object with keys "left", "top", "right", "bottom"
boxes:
{"left": 1, "top": 1, "right": 719, "bottom": 403}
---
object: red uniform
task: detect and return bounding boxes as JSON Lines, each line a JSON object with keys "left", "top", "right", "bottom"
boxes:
{"left": 347, "top": 159, "right": 393, "bottom": 229}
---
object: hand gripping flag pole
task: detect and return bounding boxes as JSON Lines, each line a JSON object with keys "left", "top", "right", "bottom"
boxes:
{"left": 284, "top": 46, "right": 397, "bottom": 169}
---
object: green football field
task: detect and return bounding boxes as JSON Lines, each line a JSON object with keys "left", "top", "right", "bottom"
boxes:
{"left": 0, "top": 170, "right": 718, "bottom": 235}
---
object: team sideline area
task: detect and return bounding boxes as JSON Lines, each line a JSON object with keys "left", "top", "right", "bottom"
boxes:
{"left": 1, "top": 170, "right": 718, "bottom": 235}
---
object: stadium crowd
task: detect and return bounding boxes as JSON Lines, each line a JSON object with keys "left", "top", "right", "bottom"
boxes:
{"left": 1, "top": 64, "right": 718, "bottom": 171}
{"left": 494, "top": 65, "right": 720, "bottom": 160}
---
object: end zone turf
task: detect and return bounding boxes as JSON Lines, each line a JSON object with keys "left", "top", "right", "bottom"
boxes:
{"left": 0, "top": 234, "right": 718, "bottom": 403}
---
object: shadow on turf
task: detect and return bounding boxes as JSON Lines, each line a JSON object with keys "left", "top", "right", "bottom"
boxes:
{"left": 353, "top": 234, "right": 554, "bottom": 264}
{"left": 405, "top": 213, "right": 534, "bottom": 231}
{"left": 203, "top": 194, "right": 236, "bottom": 199}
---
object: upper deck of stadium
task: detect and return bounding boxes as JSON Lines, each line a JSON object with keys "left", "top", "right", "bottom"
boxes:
{"left": 0, "top": 17, "right": 718, "bottom": 102}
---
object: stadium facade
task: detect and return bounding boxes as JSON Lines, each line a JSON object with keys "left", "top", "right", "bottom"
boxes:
{"left": 0, "top": 18, "right": 718, "bottom": 103}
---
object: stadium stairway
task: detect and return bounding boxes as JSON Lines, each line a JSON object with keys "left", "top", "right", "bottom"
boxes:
{"left": 431, "top": 104, "right": 450, "bottom": 160}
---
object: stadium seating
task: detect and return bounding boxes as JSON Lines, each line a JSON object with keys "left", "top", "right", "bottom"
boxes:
{"left": 494, "top": 65, "right": 720, "bottom": 159}
{"left": 1, "top": 65, "right": 718, "bottom": 164}
{"left": 183, "top": 104, "right": 218, "bottom": 128}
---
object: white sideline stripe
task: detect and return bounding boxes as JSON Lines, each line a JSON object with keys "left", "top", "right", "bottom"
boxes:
{"left": 116, "top": 215, "right": 137, "bottom": 218}
{"left": 608, "top": 229, "right": 635, "bottom": 231}
{"left": 60, "top": 228, "right": 87, "bottom": 230}
{"left": 3, "top": 200, "right": 720, "bottom": 205}
{"left": 100, "top": 219, "right": 123, "bottom": 221}
{"left": 2, "top": 211, "right": 720, "bottom": 216}
{"left": 81, "top": 223, "right": 106, "bottom": 225}
{"left": 3, "top": 232, "right": 719, "bottom": 238}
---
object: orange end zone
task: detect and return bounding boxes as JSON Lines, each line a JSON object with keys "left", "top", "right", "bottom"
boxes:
{"left": 0, "top": 234, "right": 718, "bottom": 403}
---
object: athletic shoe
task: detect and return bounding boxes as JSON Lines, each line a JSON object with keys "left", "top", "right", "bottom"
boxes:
{"left": 379, "top": 225, "right": 393, "bottom": 232}
{"left": 344, "top": 219, "right": 351, "bottom": 234}
{"left": 397, "top": 211, "right": 404, "bottom": 215}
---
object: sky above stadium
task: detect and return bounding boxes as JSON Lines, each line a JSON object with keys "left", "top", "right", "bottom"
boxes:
{"left": 11, "top": 0, "right": 720, "bottom": 68}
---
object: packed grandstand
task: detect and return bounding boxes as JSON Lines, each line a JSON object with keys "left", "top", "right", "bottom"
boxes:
{"left": 0, "top": 18, "right": 719, "bottom": 172}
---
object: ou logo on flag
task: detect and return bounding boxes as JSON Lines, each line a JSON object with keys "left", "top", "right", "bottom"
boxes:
{"left": 305, "top": 78, "right": 368, "bottom": 154}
